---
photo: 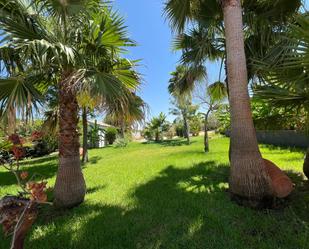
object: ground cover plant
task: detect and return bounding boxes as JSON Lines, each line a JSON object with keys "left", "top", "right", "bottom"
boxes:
{"left": 0, "top": 136, "right": 308, "bottom": 249}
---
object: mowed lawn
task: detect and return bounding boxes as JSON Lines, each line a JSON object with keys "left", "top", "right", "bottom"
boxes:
{"left": 1, "top": 136, "right": 308, "bottom": 249}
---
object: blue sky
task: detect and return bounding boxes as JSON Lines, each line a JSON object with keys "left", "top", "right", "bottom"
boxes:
{"left": 113, "top": 0, "right": 308, "bottom": 122}
{"left": 113, "top": 0, "right": 182, "bottom": 121}
{"left": 113, "top": 0, "right": 221, "bottom": 122}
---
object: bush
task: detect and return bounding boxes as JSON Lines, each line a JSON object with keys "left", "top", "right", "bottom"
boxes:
{"left": 105, "top": 127, "right": 118, "bottom": 145}
{"left": 175, "top": 123, "right": 185, "bottom": 137}
{"left": 114, "top": 137, "right": 129, "bottom": 148}
{"left": 190, "top": 116, "right": 202, "bottom": 136}
{"left": 166, "top": 126, "right": 176, "bottom": 139}
{"left": 28, "top": 132, "right": 58, "bottom": 158}
{"left": 142, "top": 128, "right": 154, "bottom": 141}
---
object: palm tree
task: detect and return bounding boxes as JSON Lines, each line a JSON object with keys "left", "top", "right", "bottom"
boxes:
{"left": 169, "top": 95, "right": 197, "bottom": 144}
{"left": 0, "top": 0, "right": 140, "bottom": 208}
{"left": 76, "top": 91, "right": 101, "bottom": 163}
{"left": 164, "top": 0, "right": 275, "bottom": 202}
{"left": 103, "top": 89, "right": 148, "bottom": 138}
{"left": 0, "top": 45, "right": 45, "bottom": 134}
{"left": 145, "top": 113, "right": 169, "bottom": 142}
{"left": 170, "top": 1, "right": 302, "bottom": 164}
{"left": 168, "top": 65, "right": 202, "bottom": 143}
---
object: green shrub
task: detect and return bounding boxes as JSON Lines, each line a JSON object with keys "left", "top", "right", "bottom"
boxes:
{"left": 114, "top": 137, "right": 128, "bottom": 148}
{"left": 142, "top": 128, "right": 153, "bottom": 141}
{"left": 175, "top": 123, "right": 184, "bottom": 137}
{"left": 190, "top": 116, "right": 202, "bottom": 136}
{"left": 105, "top": 127, "right": 118, "bottom": 145}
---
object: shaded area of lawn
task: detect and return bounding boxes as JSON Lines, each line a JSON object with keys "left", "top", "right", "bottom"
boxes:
{"left": 0, "top": 136, "right": 308, "bottom": 249}
{"left": 0, "top": 155, "right": 58, "bottom": 189}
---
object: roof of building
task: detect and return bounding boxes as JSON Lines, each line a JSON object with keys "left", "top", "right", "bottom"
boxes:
{"left": 88, "top": 120, "right": 113, "bottom": 128}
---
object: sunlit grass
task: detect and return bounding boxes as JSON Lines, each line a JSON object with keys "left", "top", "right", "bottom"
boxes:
{"left": 0, "top": 136, "right": 308, "bottom": 249}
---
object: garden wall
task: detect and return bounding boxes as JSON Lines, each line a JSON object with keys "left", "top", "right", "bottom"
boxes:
{"left": 225, "top": 130, "right": 309, "bottom": 148}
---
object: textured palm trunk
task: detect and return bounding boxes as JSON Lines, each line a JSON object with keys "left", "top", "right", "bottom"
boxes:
{"left": 82, "top": 107, "right": 89, "bottom": 163}
{"left": 204, "top": 128, "right": 209, "bottom": 152}
{"left": 204, "top": 110, "right": 211, "bottom": 152}
{"left": 155, "top": 130, "right": 160, "bottom": 142}
{"left": 303, "top": 147, "right": 309, "bottom": 179}
{"left": 222, "top": 0, "right": 273, "bottom": 201}
{"left": 120, "top": 119, "right": 126, "bottom": 139}
{"left": 7, "top": 106, "right": 16, "bottom": 135}
{"left": 182, "top": 111, "right": 190, "bottom": 144}
{"left": 53, "top": 71, "right": 86, "bottom": 208}
{"left": 225, "top": 57, "right": 232, "bottom": 162}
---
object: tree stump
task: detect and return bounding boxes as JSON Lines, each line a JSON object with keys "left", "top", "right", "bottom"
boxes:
{"left": 0, "top": 196, "right": 38, "bottom": 249}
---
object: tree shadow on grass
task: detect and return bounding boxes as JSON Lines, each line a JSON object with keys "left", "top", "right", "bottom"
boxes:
{"left": 3, "top": 161, "right": 309, "bottom": 249}
{"left": 19, "top": 154, "right": 58, "bottom": 166}
{"left": 20, "top": 161, "right": 232, "bottom": 249}
{"left": 0, "top": 155, "right": 58, "bottom": 187}
{"left": 87, "top": 156, "right": 103, "bottom": 165}
{"left": 285, "top": 170, "right": 309, "bottom": 223}
{"left": 12, "top": 163, "right": 232, "bottom": 248}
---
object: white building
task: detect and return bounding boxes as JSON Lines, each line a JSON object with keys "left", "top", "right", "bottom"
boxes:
{"left": 88, "top": 120, "right": 113, "bottom": 148}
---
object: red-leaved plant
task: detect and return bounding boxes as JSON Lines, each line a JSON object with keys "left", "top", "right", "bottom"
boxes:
{"left": 31, "top": 131, "right": 44, "bottom": 142}
{"left": 0, "top": 133, "right": 50, "bottom": 249}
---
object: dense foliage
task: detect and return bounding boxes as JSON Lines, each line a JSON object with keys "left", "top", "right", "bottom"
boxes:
{"left": 105, "top": 127, "right": 118, "bottom": 145}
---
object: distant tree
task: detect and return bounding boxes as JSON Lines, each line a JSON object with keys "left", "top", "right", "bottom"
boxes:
{"left": 194, "top": 82, "right": 227, "bottom": 152}
{"left": 169, "top": 95, "right": 197, "bottom": 144}
{"left": 168, "top": 65, "right": 203, "bottom": 144}
{"left": 104, "top": 91, "right": 148, "bottom": 138}
{"left": 189, "top": 115, "right": 203, "bottom": 136}
{"left": 143, "top": 113, "right": 170, "bottom": 142}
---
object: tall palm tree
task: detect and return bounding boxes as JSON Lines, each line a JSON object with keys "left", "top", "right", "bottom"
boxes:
{"left": 0, "top": 0, "right": 140, "bottom": 208}
{"left": 169, "top": 94, "right": 197, "bottom": 144}
{"left": 164, "top": 0, "right": 275, "bottom": 202}
{"left": 76, "top": 91, "right": 101, "bottom": 163}
{"left": 170, "top": 1, "right": 301, "bottom": 164}
{"left": 168, "top": 64, "right": 208, "bottom": 144}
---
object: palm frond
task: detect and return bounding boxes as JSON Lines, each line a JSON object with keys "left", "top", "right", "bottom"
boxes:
{"left": 207, "top": 81, "right": 227, "bottom": 102}
{"left": 0, "top": 74, "right": 46, "bottom": 120}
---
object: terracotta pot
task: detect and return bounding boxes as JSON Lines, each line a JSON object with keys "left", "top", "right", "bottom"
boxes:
{"left": 264, "top": 159, "right": 293, "bottom": 198}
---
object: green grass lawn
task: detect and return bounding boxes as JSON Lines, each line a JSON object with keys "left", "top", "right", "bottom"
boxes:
{"left": 1, "top": 136, "right": 308, "bottom": 249}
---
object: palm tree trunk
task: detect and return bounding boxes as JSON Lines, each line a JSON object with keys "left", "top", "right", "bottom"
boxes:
{"left": 53, "top": 71, "right": 86, "bottom": 208}
{"left": 222, "top": 0, "right": 273, "bottom": 202}
{"left": 225, "top": 57, "right": 232, "bottom": 162}
{"left": 120, "top": 119, "right": 125, "bottom": 138}
{"left": 7, "top": 106, "right": 16, "bottom": 135}
{"left": 182, "top": 111, "right": 190, "bottom": 144}
{"left": 82, "top": 107, "right": 89, "bottom": 163}
{"left": 155, "top": 130, "right": 160, "bottom": 142}
{"left": 204, "top": 109, "right": 211, "bottom": 152}
{"left": 303, "top": 147, "right": 309, "bottom": 179}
